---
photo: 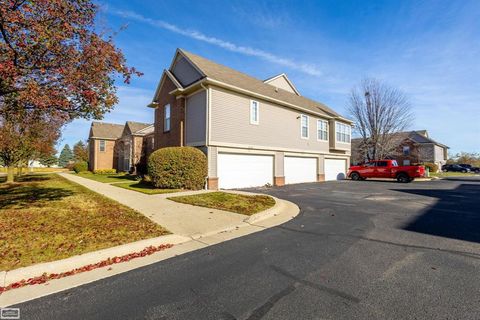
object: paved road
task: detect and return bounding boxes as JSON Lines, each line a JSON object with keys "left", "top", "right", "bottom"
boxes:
{"left": 15, "top": 177, "right": 480, "bottom": 319}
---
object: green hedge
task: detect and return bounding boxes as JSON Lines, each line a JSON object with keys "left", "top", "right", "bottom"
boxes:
{"left": 148, "top": 147, "right": 207, "bottom": 190}
{"left": 93, "top": 169, "right": 117, "bottom": 175}
{"left": 73, "top": 161, "right": 88, "bottom": 173}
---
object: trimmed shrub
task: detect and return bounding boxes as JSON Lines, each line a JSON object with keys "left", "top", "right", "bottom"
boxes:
{"left": 148, "top": 147, "right": 207, "bottom": 190}
{"left": 422, "top": 162, "right": 438, "bottom": 173}
{"left": 93, "top": 169, "right": 117, "bottom": 175}
{"left": 73, "top": 161, "right": 88, "bottom": 173}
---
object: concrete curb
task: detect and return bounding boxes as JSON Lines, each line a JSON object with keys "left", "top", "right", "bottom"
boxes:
{"left": 2, "top": 234, "right": 190, "bottom": 287}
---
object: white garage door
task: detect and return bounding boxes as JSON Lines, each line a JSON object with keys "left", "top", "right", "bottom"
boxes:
{"left": 284, "top": 157, "right": 317, "bottom": 184}
{"left": 325, "top": 159, "right": 346, "bottom": 181}
{"left": 217, "top": 153, "right": 273, "bottom": 189}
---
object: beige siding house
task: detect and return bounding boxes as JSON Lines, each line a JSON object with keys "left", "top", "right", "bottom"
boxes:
{"left": 149, "top": 49, "right": 353, "bottom": 189}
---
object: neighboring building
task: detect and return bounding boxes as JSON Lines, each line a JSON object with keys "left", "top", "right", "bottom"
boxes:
{"left": 351, "top": 130, "right": 449, "bottom": 169}
{"left": 88, "top": 122, "right": 124, "bottom": 171}
{"left": 116, "top": 121, "right": 154, "bottom": 173}
{"left": 88, "top": 121, "right": 154, "bottom": 173}
{"left": 148, "top": 48, "right": 353, "bottom": 189}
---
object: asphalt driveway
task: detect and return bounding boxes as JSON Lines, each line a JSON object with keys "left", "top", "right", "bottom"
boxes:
{"left": 13, "top": 177, "right": 480, "bottom": 319}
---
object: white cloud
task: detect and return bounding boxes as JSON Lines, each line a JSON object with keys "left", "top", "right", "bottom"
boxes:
{"left": 110, "top": 9, "right": 323, "bottom": 77}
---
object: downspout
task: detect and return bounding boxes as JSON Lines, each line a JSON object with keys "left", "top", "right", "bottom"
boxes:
{"left": 200, "top": 82, "right": 209, "bottom": 190}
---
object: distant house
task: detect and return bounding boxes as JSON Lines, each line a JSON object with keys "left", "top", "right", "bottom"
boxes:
{"left": 88, "top": 121, "right": 154, "bottom": 173}
{"left": 351, "top": 130, "right": 449, "bottom": 169}
{"left": 148, "top": 48, "right": 353, "bottom": 189}
{"left": 88, "top": 122, "right": 124, "bottom": 172}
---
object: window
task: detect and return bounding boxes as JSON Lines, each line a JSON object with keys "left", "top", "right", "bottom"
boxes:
{"left": 164, "top": 104, "right": 171, "bottom": 132}
{"left": 403, "top": 146, "right": 410, "bottom": 156}
{"left": 317, "top": 119, "right": 328, "bottom": 141}
{"left": 391, "top": 160, "right": 399, "bottom": 167}
{"left": 403, "top": 159, "right": 411, "bottom": 166}
{"left": 377, "top": 161, "right": 388, "bottom": 167}
{"left": 250, "top": 100, "right": 259, "bottom": 124}
{"left": 300, "top": 115, "right": 309, "bottom": 139}
{"left": 336, "top": 122, "right": 351, "bottom": 143}
{"left": 99, "top": 140, "right": 106, "bottom": 152}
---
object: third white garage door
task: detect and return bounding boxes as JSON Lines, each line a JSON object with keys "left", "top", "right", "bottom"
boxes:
{"left": 217, "top": 153, "right": 273, "bottom": 189}
{"left": 284, "top": 157, "right": 317, "bottom": 184}
{"left": 324, "top": 159, "right": 346, "bottom": 181}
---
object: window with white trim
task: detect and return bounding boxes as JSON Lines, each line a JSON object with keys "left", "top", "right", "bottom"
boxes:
{"left": 99, "top": 140, "right": 106, "bottom": 152}
{"left": 317, "top": 119, "right": 328, "bottom": 141}
{"left": 301, "top": 114, "right": 309, "bottom": 139}
{"left": 164, "top": 104, "right": 171, "bottom": 132}
{"left": 250, "top": 100, "right": 259, "bottom": 124}
{"left": 335, "top": 122, "right": 351, "bottom": 143}
{"left": 403, "top": 146, "right": 410, "bottom": 156}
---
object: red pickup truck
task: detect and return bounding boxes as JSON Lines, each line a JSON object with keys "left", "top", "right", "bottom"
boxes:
{"left": 348, "top": 160, "right": 426, "bottom": 183}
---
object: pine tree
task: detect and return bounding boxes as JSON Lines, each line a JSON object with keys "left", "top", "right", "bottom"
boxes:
{"left": 39, "top": 154, "right": 58, "bottom": 167}
{"left": 58, "top": 144, "right": 74, "bottom": 167}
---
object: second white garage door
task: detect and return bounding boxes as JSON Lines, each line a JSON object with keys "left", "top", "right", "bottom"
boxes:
{"left": 325, "top": 159, "right": 346, "bottom": 181}
{"left": 217, "top": 153, "right": 273, "bottom": 189}
{"left": 284, "top": 157, "right": 317, "bottom": 184}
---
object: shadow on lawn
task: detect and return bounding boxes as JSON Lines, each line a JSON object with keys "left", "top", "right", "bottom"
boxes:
{"left": 0, "top": 183, "right": 74, "bottom": 209}
{"left": 396, "top": 180, "right": 480, "bottom": 243}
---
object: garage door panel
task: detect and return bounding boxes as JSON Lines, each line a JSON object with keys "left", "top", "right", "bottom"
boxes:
{"left": 325, "top": 159, "right": 346, "bottom": 181}
{"left": 217, "top": 153, "right": 273, "bottom": 189}
{"left": 285, "top": 157, "right": 317, "bottom": 184}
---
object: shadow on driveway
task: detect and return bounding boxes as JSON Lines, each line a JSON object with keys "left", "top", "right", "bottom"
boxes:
{"left": 395, "top": 182, "right": 480, "bottom": 243}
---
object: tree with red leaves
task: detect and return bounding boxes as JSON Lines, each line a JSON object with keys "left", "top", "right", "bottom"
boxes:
{"left": 0, "top": 0, "right": 141, "bottom": 182}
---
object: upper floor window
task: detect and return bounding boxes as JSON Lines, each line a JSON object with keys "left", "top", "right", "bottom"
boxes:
{"left": 164, "top": 104, "right": 171, "bottom": 132}
{"left": 317, "top": 119, "right": 328, "bottom": 141}
{"left": 99, "top": 140, "right": 106, "bottom": 152}
{"left": 403, "top": 146, "right": 410, "bottom": 156}
{"left": 301, "top": 114, "right": 309, "bottom": 139}
{"left": 335, "top": 122, "right": 351, "bottom": 143}
{"left": 250, "top": 100, "right": 259, "bottom": 124}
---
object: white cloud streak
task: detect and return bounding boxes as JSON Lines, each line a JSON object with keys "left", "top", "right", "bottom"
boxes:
{"left": 111, "top": 9, "right": 322, "bottom": 77}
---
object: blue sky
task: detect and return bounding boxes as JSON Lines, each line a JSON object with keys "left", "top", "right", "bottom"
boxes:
{"left": 61, "top": 0, "right": 480, "bottom": 154}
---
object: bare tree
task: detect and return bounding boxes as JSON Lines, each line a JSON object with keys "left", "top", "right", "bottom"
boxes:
{"left": 348, "top": 78, "right": 413, "bottom": 161}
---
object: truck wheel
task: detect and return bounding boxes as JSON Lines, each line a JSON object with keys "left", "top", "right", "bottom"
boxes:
{"left": 396, "top": 173, "right": 410, "bottom": 183}
{"left": 350, "top": 172, "right": 361, "bottom": 181}
{"left": 462, "top": 169, "right": 467, "bottom": 173}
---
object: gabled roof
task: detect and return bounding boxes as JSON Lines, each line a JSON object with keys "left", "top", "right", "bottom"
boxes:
{"left": 176, "top": 49, "right": 343, "bottom": 119}
{"left": 263, "top": 73, "right": 301, "bottom": 96}
{"left": 126, "top": 121, "right": 152, "bottom": 135}
{"left": 89, "top": 122, "right": 124, "bottom": 140}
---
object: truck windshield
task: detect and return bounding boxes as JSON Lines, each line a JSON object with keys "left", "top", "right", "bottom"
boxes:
{"left": 391, "top": 160, "right": 399, "bottom": 167}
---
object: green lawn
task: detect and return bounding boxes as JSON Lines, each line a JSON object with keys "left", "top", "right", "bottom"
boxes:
{"left": 114, "top": 181, "right": 181, "bottom": 195}
{"left": 75, "top": 171, "right": 137, "bottom": 183}
{"left": 430, "top": 172, "right": 477, "bottom": 178}
{"left": 168, "top": 192, "right": 276, "bottom": 215}
{"left": 0, "top": 174, "right": 169, "bottom": 271}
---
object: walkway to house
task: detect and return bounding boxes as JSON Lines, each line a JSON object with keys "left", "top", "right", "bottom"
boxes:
{"left": 58, "top": 173, "right": 273, "bottom": 238}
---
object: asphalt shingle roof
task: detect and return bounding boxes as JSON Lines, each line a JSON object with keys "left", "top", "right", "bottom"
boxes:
{"left": 126, "top": 121, "right": 152, "bottom": 134}
{"left": 179, "top": 49, "right": 342, "bottom": 119}
{"left": 89, "top": 122, "right": 125, "bottom": 140}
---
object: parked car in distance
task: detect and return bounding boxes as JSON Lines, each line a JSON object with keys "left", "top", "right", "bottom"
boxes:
{"left": 442, "top": 164, "right": 471, "bottom": 173}
{"left": 458, "top": 164, "right": 480, "bottom": 173}
{"left": 348, "top": 159, "right": 426, "bottom": 183}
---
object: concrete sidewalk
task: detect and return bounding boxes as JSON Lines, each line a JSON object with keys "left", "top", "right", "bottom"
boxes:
{"left": 0, "top": 173, "right": 299, "bottom": 307}
{"left": 59, "top": 173, "right": 250, "bottom": 238}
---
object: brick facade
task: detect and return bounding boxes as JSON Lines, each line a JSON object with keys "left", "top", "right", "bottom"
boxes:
{"left": 154, "top": 76, "right": 185, "bottom": 150}
{"left": 89, "top": 138, "right": 118, "bottom": 171}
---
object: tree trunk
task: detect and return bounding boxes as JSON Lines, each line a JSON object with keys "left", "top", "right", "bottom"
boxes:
{"left": 6, "top": 166, "right": 14, "bottom": 183}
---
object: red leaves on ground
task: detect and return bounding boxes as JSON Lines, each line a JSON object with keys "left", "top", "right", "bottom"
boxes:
{"left": 0, "top": 244, "right": 174, "bottom": 293}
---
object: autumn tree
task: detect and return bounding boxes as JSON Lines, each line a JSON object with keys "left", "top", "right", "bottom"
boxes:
{"left": 0, "top": 108, "right": 61, "bottom": 182}
{"left": 58, "top": 144, "right": 73, "bottom": 168}
{"left": 0, "top": 0, "right": 140, "bottom": 181}
{"left": 348, "top": 78, "right": 413, "bottom": 161}
{"left": 73, "top": 140, "right": 88, "bottom": 162}
{"left": 39, "top": 153, "right": 58, "bottom": 168}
